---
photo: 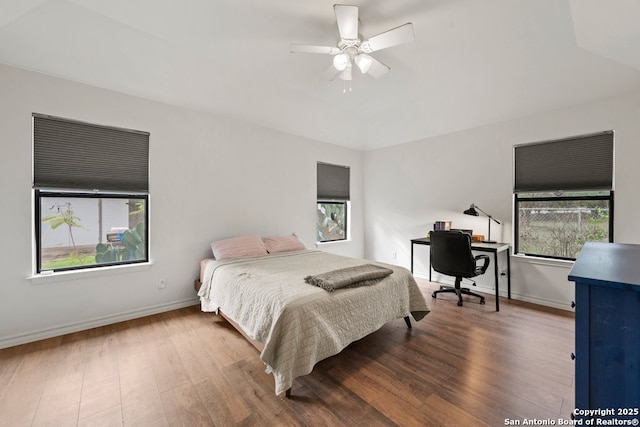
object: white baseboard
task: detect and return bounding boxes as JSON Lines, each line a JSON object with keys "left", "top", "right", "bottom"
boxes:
{"left": 505, "top": 292, "right": 574, "bottom": 312}
{"left": 413, "top": 273, "right": 573, "bottom": 312}
{"left": 0, "top": 297, "right": 200, "bottom": 350}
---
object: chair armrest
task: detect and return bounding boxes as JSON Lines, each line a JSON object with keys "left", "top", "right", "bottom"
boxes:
{"left": 474, "top": 254, "right": 490, "bottom": 275}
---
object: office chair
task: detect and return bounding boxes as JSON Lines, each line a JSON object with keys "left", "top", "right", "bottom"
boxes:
{"left": 430, "top": 230, "right": 490, "bottom": 306}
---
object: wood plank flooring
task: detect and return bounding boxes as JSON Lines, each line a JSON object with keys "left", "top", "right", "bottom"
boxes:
{"left": 0, "top": 279, "right": 575, "bottom": 426}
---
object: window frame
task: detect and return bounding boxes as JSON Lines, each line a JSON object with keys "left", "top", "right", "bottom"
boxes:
{"left": 35, "top": 190, "right": 149, "bottom": 273}
{"left": 514, "top": 191, "right": 614, "bottom": 261}
{"left": 316, "top": 200, "right": 349, "bottom": 243}
{"left": 32, "top": 113, "right": 150, "bottom": 275}
{"left": 316, "top": 161, "right": 350, "bottom": 244}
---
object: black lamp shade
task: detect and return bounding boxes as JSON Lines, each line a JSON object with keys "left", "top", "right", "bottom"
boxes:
{"left": 463, "top": 203, "right": 499, "bottom": 243}
{"left": 464, "top": 205, "right": 479, "bottom": 216}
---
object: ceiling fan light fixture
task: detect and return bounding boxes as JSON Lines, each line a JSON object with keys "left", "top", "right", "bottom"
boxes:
{"left": 354, "top": 54, "right": 373, "bottom": 73}
{"left": 333, "top": 53, "right": 350, "bottom": 71}
{"left": 339, "top": 63, "right": 352, "bottom": 81}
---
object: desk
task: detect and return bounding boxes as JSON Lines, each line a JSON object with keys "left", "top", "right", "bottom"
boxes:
{"left": 410, "top": 237, "right": 511, "bottom": 311}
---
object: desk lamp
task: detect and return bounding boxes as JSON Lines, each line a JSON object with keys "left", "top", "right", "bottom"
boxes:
{"left": 464, "top": 204, "right": 500, "bottom": 243}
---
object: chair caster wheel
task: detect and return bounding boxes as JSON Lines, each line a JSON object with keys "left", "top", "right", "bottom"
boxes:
{"left": 432, "top": 292, "right": 436, "bottom": 298}
{"left": 480, "top": 299, "right": 486, "bottom": 305}
{"left": 457, "top": 301, "right": 463, "bottom": 306}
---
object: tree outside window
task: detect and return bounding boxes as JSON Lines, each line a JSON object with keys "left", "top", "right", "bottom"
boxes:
{"left": 515, "top": 191, "right": 612, "bottom": 260}
{"left": 317, "top": 201, "right": 347, "bottom": 242}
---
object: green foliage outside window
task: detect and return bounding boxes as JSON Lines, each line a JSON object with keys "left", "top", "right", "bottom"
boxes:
{"left": 317, "top": 202, "right": 347, "bottom": 242}
{"left": 39, "top": 195, "right": 148, "bottom": 272}
{"left": 516, "top": 192, "right": 611, "bottom": 259}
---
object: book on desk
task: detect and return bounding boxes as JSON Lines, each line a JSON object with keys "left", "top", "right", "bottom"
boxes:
{"left": 428, "top": 226, "right": 483, "bottom": 242}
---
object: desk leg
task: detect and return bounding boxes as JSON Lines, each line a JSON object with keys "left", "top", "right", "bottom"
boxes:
{"left": 507, "top": 248, "right": 511, "bottom": 299}
{"left": 410, "top": 243, "right": 414, "bottom": 274}
{"left": 411, "top": 242, "right": 432, "bottom": 281}
{"left": 494, "top": 252, "right": 500, "bottom": 312}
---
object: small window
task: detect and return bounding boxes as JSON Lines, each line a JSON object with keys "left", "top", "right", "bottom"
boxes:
{"left": 317, "top": 201, "right": 348, "bottom": 242}
{"left": 33, "top": 114, "right": 150, "bottom": 273}
{"left": 316, "top": 162, "right": 350, "bottom": 243}
{"left": 513, "top": 131, "right": 614, "bottom": 260}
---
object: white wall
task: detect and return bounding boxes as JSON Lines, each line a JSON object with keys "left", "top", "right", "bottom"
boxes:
{"left": 364, "top": 89, "right": 640, "bottom": 310}
{"left": 0, "top": 63, "right": 364, "bottom": 348}
{"left": 4, "top": 60, "right": 640, "bottom": 347}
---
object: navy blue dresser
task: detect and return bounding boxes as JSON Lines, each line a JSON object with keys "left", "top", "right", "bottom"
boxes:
{"left": 568, "top": 242, "right": 640, "bottom": 421}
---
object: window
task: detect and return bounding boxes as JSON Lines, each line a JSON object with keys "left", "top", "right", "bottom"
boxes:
{"left": 317, "top": 162, "right": 350, "bottom": 242}
{"left": 317, "top": 201, "right": 347, "bottom": 242}
{"left": 513, "top": 131, "right": 614, "bottom": 260}
{"left": 515, "top": 191, "right": 612, "bottom": 259}
{"left": 33, "top": 114, "right": 149, "bottom": 273}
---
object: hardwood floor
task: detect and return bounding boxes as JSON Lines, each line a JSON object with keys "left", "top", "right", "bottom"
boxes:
{"left": 0, "top": 279, "right": 575, "bottom": 426}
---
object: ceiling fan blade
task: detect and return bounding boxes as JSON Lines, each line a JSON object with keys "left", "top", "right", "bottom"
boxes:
{"left": 366, "top": 57, "right": 390, "bottom": 79}
{"left": 361, "top": 23, "right": 414, "bottom": 53}
{"left": 334, "top": 4, "right": 359, "bottom": 40}
{"left": 290, "top": 44, "right": 340, "bottom": 54}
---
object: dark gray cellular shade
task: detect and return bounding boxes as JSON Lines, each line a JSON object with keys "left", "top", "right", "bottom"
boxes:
{"left": 317, "top": 162, "right": 350, "bottom": 200}
{"left": 33, "top": 114, "right": 149, "bottom": 192}
{"left": 514, "top": 131, "right": 613, "bottom": 192}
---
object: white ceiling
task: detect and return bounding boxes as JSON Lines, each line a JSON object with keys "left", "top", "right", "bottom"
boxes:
{"left": 1, "top": 0, "right": 640, "bottom": 151}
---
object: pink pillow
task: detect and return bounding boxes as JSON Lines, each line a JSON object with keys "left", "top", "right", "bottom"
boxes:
{"left": 262, "top": 234, "right": 306, "bottom": 253}
{"left": 210, "top": 234, "right": 268, "bottom": 260}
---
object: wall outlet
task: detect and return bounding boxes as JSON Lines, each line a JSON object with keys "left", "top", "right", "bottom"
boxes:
{"left": 159, "top": 279, "right": 167, "bottom": 289}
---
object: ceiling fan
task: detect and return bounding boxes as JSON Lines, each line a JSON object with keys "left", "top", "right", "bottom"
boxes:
{"left": 290, "top": 4, "right": 414, "bottom": 89}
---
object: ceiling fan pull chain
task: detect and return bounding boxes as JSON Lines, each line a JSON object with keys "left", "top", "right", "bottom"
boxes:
{"left": 342, "top": 79, "right": 353, "bottom": 94}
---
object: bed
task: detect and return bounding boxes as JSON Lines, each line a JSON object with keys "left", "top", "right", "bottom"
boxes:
{"left": 196, "top": 234, "right": 430, "bottom": 396}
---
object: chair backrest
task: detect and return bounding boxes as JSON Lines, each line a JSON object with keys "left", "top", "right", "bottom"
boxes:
{"left": 430, "top": 230, "right": 475, "bottom": 278}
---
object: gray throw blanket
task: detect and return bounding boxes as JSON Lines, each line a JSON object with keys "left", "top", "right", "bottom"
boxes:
{"left": 304, "top": 264, "right": 394, "bottom": 292}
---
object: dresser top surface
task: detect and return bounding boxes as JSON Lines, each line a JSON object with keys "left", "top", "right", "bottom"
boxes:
{"left": 569, "top": 242, "right": 640, "bottom": 288}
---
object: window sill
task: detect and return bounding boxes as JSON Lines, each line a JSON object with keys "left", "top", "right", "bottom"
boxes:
{"left": 315, "top": 239, "right": 351, "bottom": 247}
{"left": 511, "top": 253, "right": 574, "bottom": 268}
{"left": 28, "top": 262, "right": 153, "bottom": 284}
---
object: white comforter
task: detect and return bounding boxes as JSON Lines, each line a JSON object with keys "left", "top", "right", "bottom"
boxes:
{"left": 198, "top": 250, "right": 429, "bottom": 395}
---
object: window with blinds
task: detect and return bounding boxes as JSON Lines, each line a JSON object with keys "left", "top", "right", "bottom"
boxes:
{"left": 513, "top": 131, "right": 614, "bottom": 260}
{"left": 33, "top": 114, "right": 150, "bottom": 273}
{"left": 316, "top": 162, "right": 350, "bottom": 242}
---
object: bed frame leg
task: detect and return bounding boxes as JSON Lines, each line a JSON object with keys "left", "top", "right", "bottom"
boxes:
{"left": 404, "top": 316, "right": 412, "bottom": 329}
{"left": 285, "top": 388, "right": 292, "bottom": 398}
